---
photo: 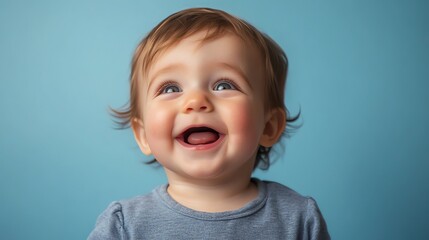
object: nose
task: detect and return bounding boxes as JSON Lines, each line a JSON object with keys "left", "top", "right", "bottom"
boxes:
{"left": 182, "top": 90, "right": 213, "bottom": 113}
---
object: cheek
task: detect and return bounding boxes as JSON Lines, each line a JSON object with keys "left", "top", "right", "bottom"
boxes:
{"left": 226, "top": 100, "right": 265, "bottom": 148}
{"left": 143, "top": 104, "right": 174, "bottom": 145}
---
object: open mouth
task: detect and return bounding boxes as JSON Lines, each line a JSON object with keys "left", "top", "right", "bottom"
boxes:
{"left": 178, "top": 127, "right": 221, "bottom": 145}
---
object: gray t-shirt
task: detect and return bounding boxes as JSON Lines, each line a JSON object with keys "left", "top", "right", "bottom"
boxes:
{"left": 88, "top": 179, "right": 330, "bottom": 239}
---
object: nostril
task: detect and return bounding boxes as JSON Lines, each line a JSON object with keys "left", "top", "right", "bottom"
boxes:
{"left": 200, "top": 106, "right": 207, "bottom": 110}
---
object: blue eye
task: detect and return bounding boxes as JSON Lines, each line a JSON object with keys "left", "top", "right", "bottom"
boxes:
{"left": 159, "top": 83, "right": 181, "bottom": 94}
{"left": 213, "top": 81, "right": 236, "bottom": 91}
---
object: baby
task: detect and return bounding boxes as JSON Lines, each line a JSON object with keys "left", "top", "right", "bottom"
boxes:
{"left": 89, "top": 7, "right": 330, "bottom": 239}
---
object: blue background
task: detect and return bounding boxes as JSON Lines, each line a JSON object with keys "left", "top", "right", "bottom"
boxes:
{"left": 1, "top": 0, "right": 428, "bottom": 239}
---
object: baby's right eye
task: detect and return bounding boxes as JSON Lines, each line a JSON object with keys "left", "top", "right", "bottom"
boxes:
{"left": 159, "top": 83, "right": 181, "bottom": 95}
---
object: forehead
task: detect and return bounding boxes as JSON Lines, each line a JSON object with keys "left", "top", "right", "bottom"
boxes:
{"left": 146, "top": 31, "right": 263, "bottom": 82}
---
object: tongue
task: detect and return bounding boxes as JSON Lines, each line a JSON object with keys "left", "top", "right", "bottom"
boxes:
{"left": 187, "top": 132, "right": 218, "bottom": 145}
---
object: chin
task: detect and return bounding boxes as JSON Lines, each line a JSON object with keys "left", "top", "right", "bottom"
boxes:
{"left": 184, "top": 166, "right": 227, "bottom": 180}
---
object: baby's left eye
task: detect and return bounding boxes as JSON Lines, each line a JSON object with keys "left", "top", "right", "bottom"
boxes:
{"left": 213, "top": 81, "right": 236, "bottom": 91}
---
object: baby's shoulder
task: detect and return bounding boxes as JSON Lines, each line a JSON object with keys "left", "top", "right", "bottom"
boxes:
{"left": 113, "top": 187, "right": 163, "bottom": 218}
{"left": 263, "top": 180, "right": 307, "bottom": 198}
{"left": 262, "top": 180, "right": 317, "bottom": 211}
{"left": 88, "top": 189, "right": 163, "bottom": 239}
{"left": 259, "top": 180, "right": 330, "bottom": 239}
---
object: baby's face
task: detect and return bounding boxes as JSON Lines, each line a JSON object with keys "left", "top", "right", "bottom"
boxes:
{"left": 134, "top": 31, "right": 269, "bottom": 181}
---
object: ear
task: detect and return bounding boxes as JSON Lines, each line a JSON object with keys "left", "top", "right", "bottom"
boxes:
{"left": 259, "top": 108, "right": 286, "bottom": 147}
{"left": 131, "top": 118, "right": 152, "bottom": 155}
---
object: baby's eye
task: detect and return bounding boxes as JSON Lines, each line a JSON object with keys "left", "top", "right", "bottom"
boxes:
{"left": 213, "top": 80, "right": 236, "bottom": 91}
{"left": 159, "top": 83, "right": 181, "bottom": 94}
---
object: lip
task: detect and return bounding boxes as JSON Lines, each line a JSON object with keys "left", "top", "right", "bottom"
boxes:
{"left": 175, "top": 125, "right": 226, "bottom": 151}
{"left": 176, "top": 134, "right": 225, "bottom": 150}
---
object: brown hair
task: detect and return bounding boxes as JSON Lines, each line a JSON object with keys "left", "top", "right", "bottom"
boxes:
{"left": 112, "top": 7, "right": 300, "bottom": 170}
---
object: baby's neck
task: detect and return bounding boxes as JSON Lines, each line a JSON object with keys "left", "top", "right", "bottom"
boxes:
{"left": 166, "top": 176, "right": 259, "bottom": 213}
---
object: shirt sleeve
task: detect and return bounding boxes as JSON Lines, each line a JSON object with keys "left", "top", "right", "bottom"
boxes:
{"left": 305, "top": 197, "right": 331, "bottom": 240}
{"left": 87, "top": 202, "right": 125, "bottom": 240}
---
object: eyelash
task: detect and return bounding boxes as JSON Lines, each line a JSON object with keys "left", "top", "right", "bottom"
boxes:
{"left": 213, "top": 78, "right": 239, "bottom": 91}
{"left": 156, "top": 81, "right": 181, "bottom": 95}
{"left": 155, "top": 78, "right": 239, "bottom": 96}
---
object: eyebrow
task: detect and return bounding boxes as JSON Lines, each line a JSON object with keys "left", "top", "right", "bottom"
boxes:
{"left": 216, "top": 62, "right": 252, "bottom": 89}
{"left": 148, "top": 63, "right": 186, "bottom": 91}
